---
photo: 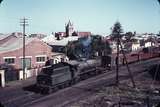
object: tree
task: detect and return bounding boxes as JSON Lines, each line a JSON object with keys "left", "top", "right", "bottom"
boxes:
{"left": 66, "top": 35, "right": 111, "bottom": 59}
{"left": 123, "top": 32, "right": 135, "bottom": 52}
{"left": 0, "top": 0, "right": 3, "bottom": 4}
{"left": 102, "top": 39, "right": 112, "bottom": 55}
{"left": 91, "top": 35, "right": 102, "bottom": 55}
{"left": 111, "top": 21, "right": 123, "bottom": 40}
{"left": 111, "top": 22, "right": 136, "bottom": 87}
{"left": 158, "top": 0, "right": 160, "bottom": 5}
{"left": 90, "top": 35, "right": 111, "bottom": 57}
{"left": 111, "top": 21, "right": 123, "bottom": 85}
{"left": 66, "top": 41, "right": 82, "bottom": 60}
{"left": 124, "top": 32, "right": 134, "bottom": 42}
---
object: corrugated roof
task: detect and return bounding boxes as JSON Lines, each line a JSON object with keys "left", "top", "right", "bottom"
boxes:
{"left": 0, "top": 37, "right": 35, "bottom": 53}
{"left": 42, "top": 35, "right": 78, "bottom": 46}
{"left": 0, "top": 33, "right": 11, "bottom": 40}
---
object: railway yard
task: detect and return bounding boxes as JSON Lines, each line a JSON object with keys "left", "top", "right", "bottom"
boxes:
{"left": 0, "top": 57, "right": 160, "bottom": 107}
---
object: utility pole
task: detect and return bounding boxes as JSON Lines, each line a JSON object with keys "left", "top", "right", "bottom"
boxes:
{"left": 119, "top": 38, "right": 136, "bottom": 88}
{"left": 115, "top": 35, "right": 136, "bottom": 87}
{"left": 116, "top": 37, "right": 119, "bottom": 85}
{"left": 20, "top": 18, "right": 28, "bottom": 79}
{"left": 112, "top": 21, "right": 135, "bottom": 88}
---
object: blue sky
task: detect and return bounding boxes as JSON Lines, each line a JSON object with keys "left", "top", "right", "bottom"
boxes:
{"left": 0, "top": 0, "right": 160, "bottom": 35}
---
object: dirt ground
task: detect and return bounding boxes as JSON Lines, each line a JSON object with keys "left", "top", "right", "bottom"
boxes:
{"left": 65, "top": 67, "right": 160, "bottom": 107}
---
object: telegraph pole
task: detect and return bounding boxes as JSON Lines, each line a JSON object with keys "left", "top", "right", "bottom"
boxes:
{"left": 119, "top": 38, "right": 136, "bottom": 88}
{"left": 111, "top": 21, "right": 135, "bottom": 88}
{"left": 20, "top": 18, "right": 28, "bottom": 79}
{"left": 116, "top": 37, "right": 120, "bottom": 85}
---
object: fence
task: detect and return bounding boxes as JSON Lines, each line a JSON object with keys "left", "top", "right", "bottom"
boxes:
{"left": 19, "top": 66, "right": 43, "bottom": 80}
{"left": 0, "top": 70, "right": 5, "bottom": 87}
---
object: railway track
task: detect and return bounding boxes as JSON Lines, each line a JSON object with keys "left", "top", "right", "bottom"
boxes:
{"left": 21, "top": 57, "right": 160, "bottom": 107}
{"left": 0, "top": 57, "right": 160, "bottom": 107}
{"left": 1, "top": 89, "right": 44, "bottom": 107}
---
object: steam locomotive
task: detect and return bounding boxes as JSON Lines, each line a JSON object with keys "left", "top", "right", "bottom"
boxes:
{"left": 36, "top": 57, "right": 111, "bottom": 94}
{"left": 36, "top": 47, "right": 160, "bottom": 94}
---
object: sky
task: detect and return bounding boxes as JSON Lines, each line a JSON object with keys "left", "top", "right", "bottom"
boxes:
{"left": 0, "top": 0, "right": 160, "bottom": 35}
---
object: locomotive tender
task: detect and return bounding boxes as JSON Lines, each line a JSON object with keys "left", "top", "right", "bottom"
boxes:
{"left": 36, "top": 57, "right": 109, "bottom": 94}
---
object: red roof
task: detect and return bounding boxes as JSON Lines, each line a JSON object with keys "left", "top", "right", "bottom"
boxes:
{"left": 77, "top": 32, "right": 91, "bottom": 37}
{"left": 57, "top": 31, "right": 91, "bottom": 37}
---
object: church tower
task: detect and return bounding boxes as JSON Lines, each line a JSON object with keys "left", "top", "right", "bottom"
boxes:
{"left": 65, "top": 20, "right": 74, "bottom": 37}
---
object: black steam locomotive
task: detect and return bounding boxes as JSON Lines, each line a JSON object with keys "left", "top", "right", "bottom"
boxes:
{"left": 36, "top": 57, "right": 111, "bottom": 94}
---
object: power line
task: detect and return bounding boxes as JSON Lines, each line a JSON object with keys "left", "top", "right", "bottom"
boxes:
{"left": 20, "top": 17, "right": 28, "bottom": 80}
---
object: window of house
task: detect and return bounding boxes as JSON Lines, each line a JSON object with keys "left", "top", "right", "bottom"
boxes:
{"left": 4, "top": 58, "right": 15, "bottom": 64}
{"left": 20, "top": 58, "right": 31, "bottom": 69}
{"left": 36, "top": 57, "right": 45, "bottom": 62}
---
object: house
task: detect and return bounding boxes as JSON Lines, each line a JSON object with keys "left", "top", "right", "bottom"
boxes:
{"left": 0, "top": 33, "right": 69, "bottom": 80}
{"left": 0, "top": 35, "right": 53, "bottom": 69}
{"left": 0, "top": 34, "right": 69, "bottom": 69}
{"left": 42, "top": 35, "right": 79, "bottom": 53}
{"left": 132, "top": 42, "right": 141, "bottom": 51}
{"left": 43, "top": 20, "right": 91, "bottom": 53}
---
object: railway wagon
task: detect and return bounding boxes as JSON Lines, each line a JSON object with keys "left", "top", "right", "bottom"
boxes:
{"left": 118, "top": 46, "right": 160, "bottom": 65}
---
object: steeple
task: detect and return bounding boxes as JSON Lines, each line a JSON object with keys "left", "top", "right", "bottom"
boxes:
{"left": 65, "top": 20, "right": 74, "bottom": 37}
{"left": 68, "top": 20, "right": 72, "bottom": 26}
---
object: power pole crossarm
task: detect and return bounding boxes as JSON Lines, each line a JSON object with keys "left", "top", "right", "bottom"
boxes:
{"left": 20, "top": 18, "right": 28, "bottom": 80}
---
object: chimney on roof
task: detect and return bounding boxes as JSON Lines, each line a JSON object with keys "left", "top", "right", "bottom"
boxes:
{"left": 55, "top": 32, "right": 61, "bottom": 40}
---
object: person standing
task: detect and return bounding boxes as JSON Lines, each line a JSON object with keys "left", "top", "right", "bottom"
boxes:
{"left": 45, "top": 57, "right": 52, "bottom": 66}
